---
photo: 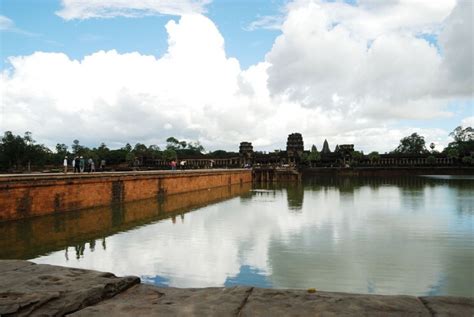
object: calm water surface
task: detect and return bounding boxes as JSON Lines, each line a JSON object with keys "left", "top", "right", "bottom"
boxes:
{"left": 1, "top": 176, "right": 473, "bottom": 296}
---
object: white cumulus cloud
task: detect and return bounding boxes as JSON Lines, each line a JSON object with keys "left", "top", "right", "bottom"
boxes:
{"left": 266, "top": 0, "right": 470, "bottom": 121}
{"left": 1, "top": 0, "right": 472, "bottom": 153}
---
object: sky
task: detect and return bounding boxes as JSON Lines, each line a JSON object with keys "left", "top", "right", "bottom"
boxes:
{"left": 0, "top": 0, "right": 473, "bottom": 153}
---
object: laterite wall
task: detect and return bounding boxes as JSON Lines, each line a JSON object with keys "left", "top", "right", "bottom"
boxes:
{"left": 0, "top": 169, "right": 252, "bottom": 222}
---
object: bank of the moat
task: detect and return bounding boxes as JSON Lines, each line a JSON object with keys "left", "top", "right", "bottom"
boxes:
{"left": 1, "top": 260, "right": 473, "bottom": 316}
{"left": 0, "top": 169, "right": 252, "bottom": 222}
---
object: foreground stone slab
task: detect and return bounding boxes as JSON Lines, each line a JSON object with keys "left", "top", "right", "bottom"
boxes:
{"left": 0, "top": 259, "right": 34, "bottom": 273}
{"left": 240, "top": 288, "right": 431, "bottom": 317}
{"left": 1, "top": 260, "right": 472, "bottom": 316}
{"left": 70, "top": 284, "right": 253, "bottom": 316}
{"left": 0, "top": 260, "right": 139, "bottom": 316}
{"left": 420, "top": 296, "right": 474, "bottom": 317}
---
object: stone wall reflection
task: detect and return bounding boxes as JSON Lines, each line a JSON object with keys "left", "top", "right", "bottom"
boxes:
{"left": 0, "top": 183, "right": 251, "bottom": 259}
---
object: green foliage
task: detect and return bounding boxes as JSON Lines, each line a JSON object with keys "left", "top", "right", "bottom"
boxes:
{"left": 444, "top": 126, "right": 474, "bottom": 158}
{"left": 166, "top": 136, "right": 205, "bottom": 154}
{"left": 450, "top": 126, "right": 473, "bottom": 142}
{"left": 72, "top": 139, "right": 84, "bottom": 155}
{"left": 462, "top": 156, "right": 473, "bottom": 165}
{"left": 393, "top": 133, "right": 428, "bottom": 154}
{"left": 209, "top": 150, "right": 230, "bottom": 158}
{"left": 122, "top": 143, "right": 132, "bottom": 152}
{"left": 445, "top": 147, "right": 459, "bottom": 159}
{"left": 301, "top": 150, "right": 320, "bottom": 167}
{"left": 368, "top": 151, "right": 380, "bottom": 161}
{"left": 308, "top": 150, "right": 320, "bottom": 161}
{"left": 56, "top": 143, "right": 68, "bottom": 156}
{"left": 162, "top": 149, "right": 177, "bottom": 161}
{"left": 166, "top": 137, "right": 181, "bottom": 150}
{"left": 351, "top": 151, "right": 364, "bottom": 161}
{"left": 0, "top": 131, "right": 52, "bottom": 171}
{"left": 96, "top": 143, "right": 109, "bottom": 159}
{"left": 125, "top": 152, "right": 135, "bottom": 163}
{"left": 147, "top": 145, "right": 162, "bottom": 159}
{"left": 166, "top": 137, "right": 179, "bottom": 144}
{"left": 133, "top": 143, "right": 148, "bottom": 156}
{"left": 106, "top": 149, "right": 128, "bottom": 165}
{"left": 187, "top": 141, "right": 204, "bottom": 153}
{"left": 427, "top": 155, "right": 436, "bottom": 165}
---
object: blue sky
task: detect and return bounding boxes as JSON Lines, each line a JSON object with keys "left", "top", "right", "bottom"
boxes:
{"left": 0, "top": 0, "right": 472, "bottom": 151}
{"left": 1, "top": 0, "right": 284, "bottom": 70}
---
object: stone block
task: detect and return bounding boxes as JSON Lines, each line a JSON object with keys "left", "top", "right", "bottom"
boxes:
{"left": 240, "top": 288, "right": 431, "bottom": 317}
{"left": 0, "top": 260, "right": 139, "bottom": 316}
{"left": 70, "top": 284, "right": 253, "bottom": 317}
{"left": 0, "top": 259, "right": 34, "bottom": 273}
{"left": 420, "top": 296, "right": 474, "bottom": 317}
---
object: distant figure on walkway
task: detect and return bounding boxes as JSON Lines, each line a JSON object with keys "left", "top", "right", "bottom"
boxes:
{"left": 89, "top": 158, "right": 95, "bottom": 173}
{"left": 72, "top": 156, "right": 76, "bottom": 172}
{"left": 79, "top": 156, "right": 85, "bottom": 173}
{"left": 133, "top": 158, "right": 140, "bottom": 171}
{"left": 180, "top": 160, "right": 186, "bottom": 170}
{"left": 74, "top": 156, "right": 80, "bottom": 173}
{"left": 171, "top": 160, "right": 177, "bottom": 171}
{"left": 63, "top": 156, "right": 68, "bottom": 174}
{"left": 100, "top": 159, "right": 106, "bottom": 171}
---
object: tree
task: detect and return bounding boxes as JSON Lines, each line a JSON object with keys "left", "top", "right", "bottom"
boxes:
{"left": 23, "top": 132, "right": 36, "bottom": 172}
{"left": 125, "top": 152, "right": 135, "bottom": 165}
{"left": 368, "top": 151, "right": 380, "bottom": 162}
{"left": 210, "top": 150, "right": 229, "bottom": 158}
{"left": 133, "top": 143, "right": 148, "bottom": 155}
{"left": 445, "top": 147, "right": 459, "bottom": 159}
{"left": 0, "top": 131, "right": 52, "bottom": 171}
{"left": 444, "top": 126, "right": 474, "bottom": 158}
{"left": 132, "top": 143, "right": 149, "bottom": 165}
{"left": 393, "top": 133, "right": 428, "bottom": 154}
{"left": 449, "top": 126, "right": 474, "bottom": 143}
{"left": 427, "top": 155, "right": 436, "bottom": 165}
{"left": 93, "top": 142, "right": 110, "bottom": 163}
{"left": 122, "top": 143, "right": 132, "bottom": 153}
{"left": 351, "top": 151, "right": 364, "bottom": 162}
{"left": 462, "top": 156, "right": 473, "bottom": 165}
{"left": 162, "top": 149, "right": 177, "bottom": 161}
{"left": 54, "top": 143, "right": 69, "bottom": 163}
{"left": 1, "top": 131, "right": 27, "bottom": 169}
{"left": 56, "top": 143, "right": 68, "bottom": 155}
{"left": 308, "top": 150, "right": 320, "bottom": 162}
{"left": 187, "top": 141, "right": 204, "bottom": 153}
{"left": 148, "top": 145, "right": 161, "bottom": 159}
{"left": 72, "top": 139, "right": 84, "bottom": 155}
{"left": 301, "top": 148, "right": 321, "bottom": 167}
{"left": 166, "top": 137, "right": 180, "bottom": 150}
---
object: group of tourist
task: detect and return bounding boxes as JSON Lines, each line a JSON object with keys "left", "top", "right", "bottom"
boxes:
{"left": 63, "top": 156, "right": 106, "bottom": 174}
{"left": 170, "top": 160, "right": 188, "bottom": 170}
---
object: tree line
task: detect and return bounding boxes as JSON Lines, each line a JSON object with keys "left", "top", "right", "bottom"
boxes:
{"left": 389, "top": 126, "right": 473, "bottom": 164}
{"left": 0, "top": 126, "right": 472, "bottom": 172}
{"left": 301, "top": 126, "right": 473, "bottom": 165}
{"left": 0, "top": 134, "right": 216, "bottom": 172}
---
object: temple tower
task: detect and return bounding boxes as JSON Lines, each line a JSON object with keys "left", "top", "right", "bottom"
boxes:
{"left": 322, "top": 139, "right": 331, "bottom": 154}
{"left": 239, "top": 142, "right": 253, "bottom": 166}
{"left": 287, "top": 133, "right": 304, "bottom": 164}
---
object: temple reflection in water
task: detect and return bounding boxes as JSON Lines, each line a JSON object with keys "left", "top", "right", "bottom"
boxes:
{"left": 2, "top": 176, "right": 473, "bottom": 297}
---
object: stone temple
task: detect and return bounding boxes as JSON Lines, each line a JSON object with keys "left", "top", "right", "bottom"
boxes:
{"left": 286, "top": 133, "right": 304, "bottom": 163}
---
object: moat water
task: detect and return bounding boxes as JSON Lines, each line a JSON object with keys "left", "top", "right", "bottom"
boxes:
{"left": 1, "top": 175, "right": 473, "bottom": 297}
